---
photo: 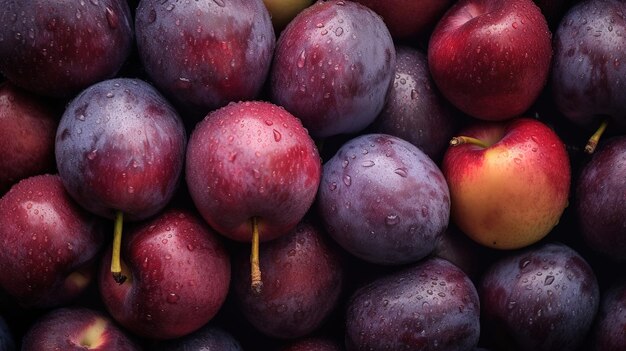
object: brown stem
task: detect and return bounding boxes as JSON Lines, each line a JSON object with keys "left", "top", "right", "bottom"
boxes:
{"left": 111, "top": 211, "right": 126, "bottom": 284}
{"left": 250, "top": 217, "right": 263, "bottom": 295}
{"left": 584, "top": 120, "right": 609, "bottom": 154}
{"left": 450, "top": 135, "right": 490, "bottom": 149}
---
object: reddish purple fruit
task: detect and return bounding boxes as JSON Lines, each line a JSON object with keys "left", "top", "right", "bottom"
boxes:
{"left": 135, "top": 0, "right": 275, "bottom": 116}
{"left": 0, "top": 174, "right": 104, "bottom": 308}
{"left": 270, "top": 0, "right": 396, "bottom": 138}
{"left": 232, "top": 219, "right": 344, "bottom": 339}
{"left": 21, "top": 307, "right": 140, "bottom": 351}
{"left": 345, "top": 257, "right": 481, "bottom": 351}
{"left": 0, "top": 82, "right": 59, "bottom": 194}
{"left": 0, "top": 0, "right": 133, "bottom": 97}
{"left": 279, "top": 336, "right": 343, "bottom": 351}
{"left": 588, "top": 278, "right": 626, "bottom": 351}
{"left": 479, "top": 242, "right": 599, "bottom": 351}
{"left": 575, "top": 136, "right": 626, "bottom": 261}
{"left": 153, "top": 324, "right": 243, "bottom": 351}
{"left": 317, "top": 133, "right": 450, "bottom": 265}
{"left": 99, "top": 208, "right": 231, "bottom": 340}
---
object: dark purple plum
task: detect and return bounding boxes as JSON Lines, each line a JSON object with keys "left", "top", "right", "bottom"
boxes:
{"left": 575, "top": 136, "right": 626, "bottom": 261}
{"left": 270, "top": 0, "right": 396, "bottom": 138}
{"left": 152, "top": 324, "right": 242, "bottom": 351}
{"left": 588, "top": 278, "right": 626, "bottom": 351}
{"left": 479, "top": 242, "right": 600, "bottom": 351}
{"left": 0, "top": 316, "right": 15, "bottom": 351}
{"left": 345, "top": 257, "right": 481, "bottom": 351}
{"left": 0, "top": 82, "right": 59, "bottom": 194}
{"left": 279, "top": 336, "right": 343, "bottom": 351}
{"left": 185, "top": 101, "right": 321, "bottom": 292}
{"left": 55, "top": 77, "right": 186, "bottom": 283}
{"left": 135, "top": 0, "right": 275, "bottom": 118}
{"left": 551, "top": 0, "right": 626, "bottom": 151}
{"left": 317, "top": 133, "right": 450, "bottom": 265}
{"left": 21, "top": 307, "right": 140, "bottom": 351}
{"left": 0, "top": 174, "right": 104, "bottom": 308}
{"left": 370, "top": 45, "right": 458, "bottom": 162}
{"left": 0, "top": 0, "right": 133, "bottom": 98}
{"left": 232, "top": 219, "right": 344, "bottom": 339}
{"left": 433, "top": 225, "right": 494, "bottom": 282}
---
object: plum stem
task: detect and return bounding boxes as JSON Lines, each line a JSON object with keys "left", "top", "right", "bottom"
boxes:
{"left": 450, "top": 136, "right": 490, "bottom": 149}
{"left": 250, "top": 217, "right": 263, "bottom": 295}
{"left": 111, "top": 211, "right": 127, "bottom": 284}
{"left": 584, "top": 120, "right": 609, "bottom": 154}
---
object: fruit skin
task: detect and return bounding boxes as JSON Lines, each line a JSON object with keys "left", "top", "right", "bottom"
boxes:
{"left": 55, "top": 78, "right": 187, "bottom": 221}
{"left": 0, "top": 82, "right": 59, "bottom": 194}
{"left": 0, "top": 174, "right": 104, "bottom": 308}
{"left": 150, "top": 323, "right": 243, "bottom": 351}
{"left": 588, "top": 278, "right": 626, "bottom": 351}
{"left": 270, "top": 0, "right": 396, "bottom": 138}
{"left": 0, "top": 0, "right": 133, "bottom": 98}
{"left": 345, "top": 257, "right": 481, "bottom": 351}
{"left": 232, "top": 219, "right": 344, "bottom": 339}
{"left": 428, "top": 0, "right": 552, "bottom": 121}
{"left": 21, "top": 307, "right": 140, "bottom": 351}
{"left": 370, "top": 45, "right": 457, "bottom": 162}
{"left": 442, "top": 117, "right": 570, "bottom": 249}
{"left": 185, "top": 101, "right": 321, "bottom": 242}
{"left": 575, "top": 136, "right": 626, "bottom": 261}
{"left": 279, "top": 336, "right": 343, "bottom": 351}
{"left": 135, "top": 0, "right": 275, "bottom": 117}
{"left": 98, "top": 208, "right": 231, "bottom": 340}
{"left": 317, "top": 133, "right": 450, "bottom": 265}
{"left": 551, "top": 0, "right": 626, "bottom": 131}
{"left": 479, "top": 242, "right": 600, "bottom": 351}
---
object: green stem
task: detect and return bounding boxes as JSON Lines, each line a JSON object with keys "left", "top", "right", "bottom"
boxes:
{"left": 585, "top": 119, "right": 609, "bottom": 154}
{"left": 450, "top": 135, "right": 490, "bottom": 149}
{"left": 111, "top": 211, "right": 126, "bottom": 284}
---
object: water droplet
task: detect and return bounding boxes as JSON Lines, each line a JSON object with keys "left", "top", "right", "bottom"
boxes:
{"left": 127, "top": 186, "right": 135, "bottom": 194}
{"left": 187, "top": 244, "right": 195, "bottom": 251}
{"left": 544, "top": 275, "right": 555, "bottom": 286}
{"left": 343, "top": 175, "right": 351, "bottom": 186}
{"left": 147, "top": 9, "right": 157, "bottom": 23}
{"left": 87, "top": 149, "right": 97, "bottom": 160}
{"left": 334, "top": 27, "right": 344, "bottom": 36}
{"left": 166, "top": 3, "right": 175, "bottom": 11}
{"left": 508, "top": 300, "right": 517, "bottom": 310}
{"left": 105, "top": 7, "right": 118, "bottom": 28}
{"left": 342, "top": 160, "right": 349, "bottom": 168}
{"left": 253, "top": 169, "right": 261, "bottom": 179}
{"left": 514, "top": 157, "right": 522, "bottom": 164}
{"left": 512, "top": 22, "right": 518, "bottom": 29}
{"left": 166, "top": 293, "right": 180, "bottom": 304}
{"left": 264, "top": 120, "right": 273, "bottom": 126}
{"left": 385, "top": 214, "right": 399, "bottom": 226}
{"left": 212, "top": 0, "right": 225, "bottom": 7}
{"left": 90, "top": 0, "right": 99, "bottom": 4}
{"left": 394, "top": 168, "right": 408, "bottom": 177}
{"left": 361, "top": 160, "right": 375, "bottom": 167}
{"left": 328, "top": 182, "right": 337, "bottom": 191}
{"left": 106, "top": 92, "right": 114, "bottom": 98}
{"left": 273, "top": 129, "right": 281, "bottom": 142}
{"left": 297, "top": 50, "right": 306, "bottom": 68}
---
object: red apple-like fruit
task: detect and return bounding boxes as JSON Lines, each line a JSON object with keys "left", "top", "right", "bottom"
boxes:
{"left": 185, "top": 101, "right": 321, "bottom": 293}
{"left": 442, "top": 117, "right": 570, "bottom": 249}
{"left": 21, "top": 307, "right": 140, "bottom": 351}
{"left": 0, "top": 82, "right": 59, "bottom": 195}
{"left": 428, "top": 0, "right": 552, "bottom": 121}
{"left": 98, "top": 208, "right": 231, "bottom": 340}
{"left": 0, "top": 174, "right": 104, "bottom": 308}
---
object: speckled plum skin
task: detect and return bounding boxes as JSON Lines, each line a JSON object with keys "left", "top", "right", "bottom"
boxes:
{"left": 551, "top": 0, "right": 626, "bottom": 131}
{"left": 99, "top": 208, "right": 231, "bottom": 340}
{"left": 317, "top": 133, "right": 450, "bottom": 265}
{"left": 345, "top": 257, "right": 480, "bottom": 351}
{"left": 0, "top": 174, "right": 104, "bottom": 308}
{"left": 233, "top": 220, "right": 344, "bottom": 339}
{"left": 135, "top": 0, "right": 275, "bottom": 116}
{"left": 576, "top": 136, "right": 626, "bottom": 261}
{"left": 371, "top": 46, "right": 457, "bottom": 162}
{"left": 280, "top": 337, "right": 343, "bottom": 351}
{"left": 0, "top": 0, "right": 133, "bottom": 98}
{"left": 55, "top": 78, "right": 187, "bottom": 221}
{"left": 270, "top": 0, "right": 396, "bottom": 138}
{"left": 428, "top": 0, "right": 552, "bottom": 120}
{"left": 185, "top": 101, "right": 321, "bottom": 242}
{"left": 479, "top": 242, "right": 599, "bottom": 351}
{"left": 21, "top": 308, "right": 140, "bottom": 351}
{"left": 589, "top": 279, "right": 626, "bottom": 351}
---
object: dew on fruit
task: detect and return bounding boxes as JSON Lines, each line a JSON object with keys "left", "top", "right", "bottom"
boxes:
{"left": 361, "top": 160, "right": 375, "bottom": 167}
{"left": 272, "top": 129, "right": 281, "bottom": 142}
{"left": 394, "top": 167, "right": 408, "bottom": 177}
{"left": 212, "top": 0, "right": 226, "bottom": 7}
{"left": 343, "top": 174, "right": 352, "bottom": 186}
{"left": 165, "top": 4, "right": 175, "bottom": 11}
{"left": 166, "top": 293, "right": 180, "bottom": 304}
{"left": 105, "top": 7, "right": 118, "bottom": 29}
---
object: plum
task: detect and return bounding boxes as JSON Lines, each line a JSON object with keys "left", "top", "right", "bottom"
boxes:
{"left": 153, "top": 323, "right": 243, "bottom": 351}
{"left": 0, "top": 0, "right": 133, "bottom": 97}
{"left": 270, "top": 0, "right": 396, "bottom": 138}
{"left": 588, "top": 278, "right": 626, "bottom": 351}
{"left": 317, "top": 133, "right": 450, "bottom": 265}
{"left": 0, "top": 82, "right": 59, "bottom": 194}
{"left": 575, "top": 136, "right": 626, "bottom": 261}
{"left": 479, "top": 242, "right": 600, "bottom": 351}
{"left": 135, "top": 0, "right": 275, "bottom": 118}
{"left": 345, "top": 257, "right": 481, "bottom": 351}
{"left": 232, "top": 219, "right": 344, "bottom": 339}
{"left": 369, "top": 45, "right": 458, "bottom": 162}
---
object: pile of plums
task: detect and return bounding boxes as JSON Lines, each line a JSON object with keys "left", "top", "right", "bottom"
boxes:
{"left": 1, "top": 0, "right": 626, "bottom": 350}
